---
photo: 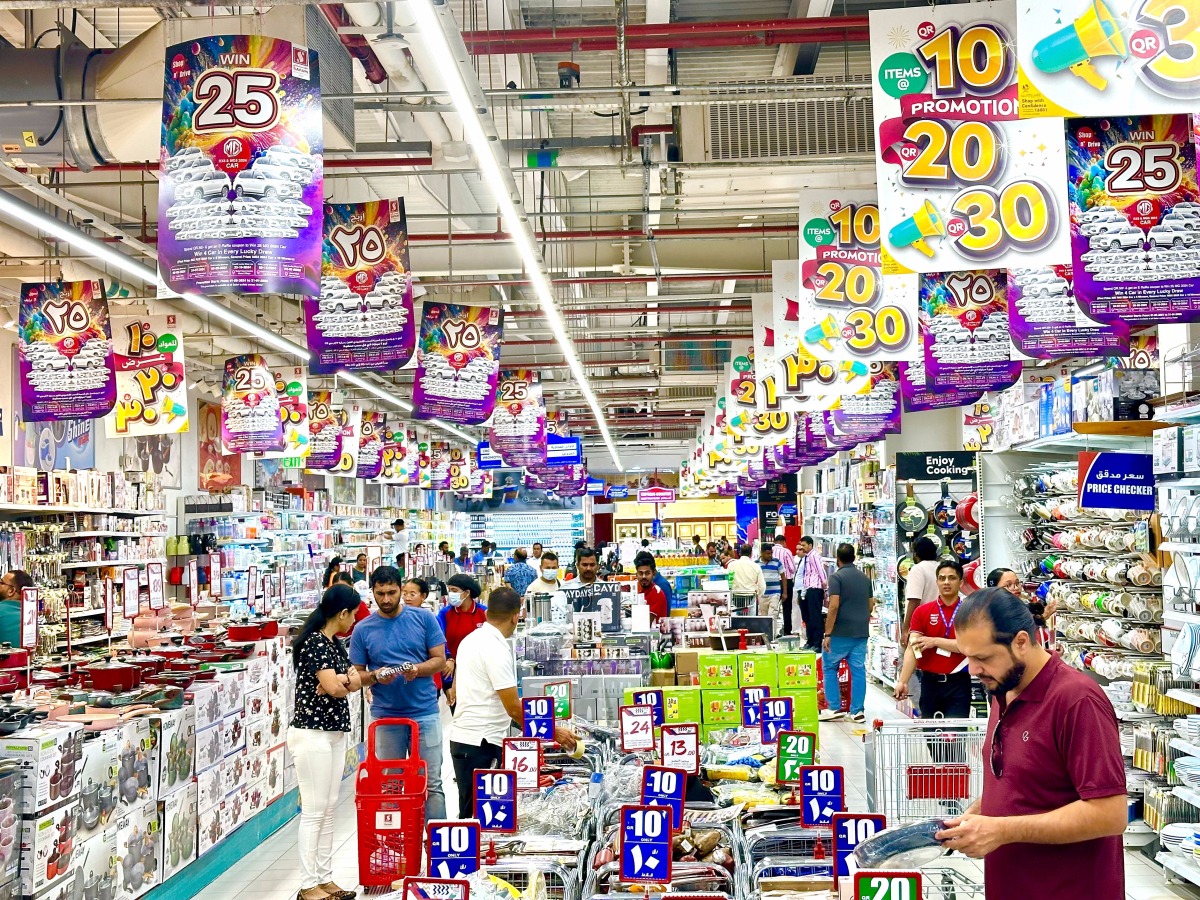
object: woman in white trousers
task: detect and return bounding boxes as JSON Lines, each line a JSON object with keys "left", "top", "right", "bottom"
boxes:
{"left": 287, "top": 584, "right": 364, "bottom": 900}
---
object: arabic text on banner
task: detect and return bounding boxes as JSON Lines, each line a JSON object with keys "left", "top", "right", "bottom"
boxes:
{"left": 105, "top": 315, "right": 189, "bottom": 438}
{"left": 356, "top": 410, "right": 385, "bottom": 480}
{"left": 221, "top": 353, "right": 284, "bottom": 454}
{"left": 490, "top": 369, "right": 547, "bottom": 467}
{"left": 920, "top": 270, "right": 1023, "bottom": 393}
{"left": 255, "top": 367, "right": 309, "bottom": 463}
{"left": 306, "top": 390, "right": 342, "bottom": 471}
{"left": 413, "top": 302, "right": 503, "bottom": 425}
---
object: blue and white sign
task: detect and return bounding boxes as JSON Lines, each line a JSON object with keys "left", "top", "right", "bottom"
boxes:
{"left": 426, "top": 820, "right": 481, "bottom": 878}
{"left": 619, "top": 805, "right": 672, "bottom": 884}
{"left": 544, "top": 434, "right": 583, "bottom": 466}
{"left": 587, "top": 477, "right": 607, "bottom": 496}
{"left": 740, "top": 685, "right": 770, "bottom": 729}
{"left": 760, "top": 695, "right": 794, "bottom": 744}
{"left": 473, "top": 770, "right": 517, "bottom": 834}
{"left": 1078, "top": 451, "right": 1155, "bottom": 512}
{"left": 831, "top": 813, "right": 886, "bottom": 889}
{"left": 779, "top": 503, "right": 798, "bottom": 517}
{"left": 608, "top": 485, "right": 629, "bottom": 499}
{"left": 800, "top": 766, "right": 845, "bottom": 827}
{"left": 476, "top": 442, "right": 504, "bottom": 470}
{"left": 522, "top": 696, "right": 555, "bottom": 741}
{"left": 631, "top": 689, "right": 664, "bottom": 728}
{"left": 640, "top": 766, "right": 686, "bottom": 831}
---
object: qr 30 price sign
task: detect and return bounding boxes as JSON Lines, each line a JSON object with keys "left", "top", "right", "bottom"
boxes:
{"left": 854, "top": 872, "right": 922, "bottom": 900}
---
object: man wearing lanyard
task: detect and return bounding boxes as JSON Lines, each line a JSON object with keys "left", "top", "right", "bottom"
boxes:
{"left": 894, "top": 559, "right": 972, "bottom": 719}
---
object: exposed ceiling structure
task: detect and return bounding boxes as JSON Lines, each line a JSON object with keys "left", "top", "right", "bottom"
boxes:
{"left": 0, "top": 0, "right": 923, "bottom": 472}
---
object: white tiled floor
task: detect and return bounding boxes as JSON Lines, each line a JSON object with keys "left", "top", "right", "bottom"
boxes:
{"left": 203, "top": 688, "right": 1199, "bottom": 900}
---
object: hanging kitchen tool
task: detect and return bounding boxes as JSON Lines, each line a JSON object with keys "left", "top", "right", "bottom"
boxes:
{"left": 896, "top": 479, "right": 928, "bottom": 537}
{"left": 931, "top": 479, "right": 958, "bottom": 531}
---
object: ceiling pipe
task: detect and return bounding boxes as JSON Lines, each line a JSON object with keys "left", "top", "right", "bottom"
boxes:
{"left": 428, "top": 271, "right": 770, "bottom": 288}
{"left": 318, "top": 5, "right": 390, "bottom": 84}
{"left": 461, "top": 16, "right": 870, "bottom": 55}
{"left": 406, "top": 224, "right": 795, "bottom": 243}
{"left": 508, "top": 302, "right": 750, "bottom": 317}
{"left": 509, "top": 333, "right": 747, "bottom": 347}
{"left": 41, "top": 157, "right": 434, "bottom": 174}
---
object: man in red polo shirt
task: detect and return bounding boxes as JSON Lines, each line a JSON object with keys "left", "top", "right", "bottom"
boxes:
{"left": 634, "top": 552, "right": 669, "bottom": 621}
{"left": 936, "top": 588, "right": 1126, "bottom": 899}
{"left": 894, "top": 559, "right": 972, "bottom": 719}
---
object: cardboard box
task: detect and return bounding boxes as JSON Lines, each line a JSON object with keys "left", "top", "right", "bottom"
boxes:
{"left": 197, "top": 802, "right": 224, "bottom": 857}
{"left": 700, "top": 688, "right": 740, "bottom": 725}
{"left": 77, "top": 828, "right": 117, "bottom": 900}
{"left": 194, "top": 724, "right": 222, "bottom": 776}
{"left": 76, "top": 730, "right": 120, "bottom": 841}
{"left": 245, "top": 778, "right": 267, "bottom": 818}
{"left": 221, "top": 710, "right": 246, "bottom": 757}
{"left": 283, "top": 765, "right": 297, "bottom": 793}
{"left": 221, "top": 749, "right": 247, "bottom": 798}
{"left": 150, "top": 707, "right": 195, "bottom": 802}
{"left": 0, "top": 722, "right": 83, "bottom": 814}
{"left": 115, "top": 797, "right": 160, "bottom": 900}
{"left": 221, "top": 785, "right": 247, "bottom": 835}
{"left": 113, "top": 717, "right": 153, "bottom": 811}
{"left": 160, "top": 781, "right": 197, "bottom": 882}
{"left": 188, "top": 683, "right": 221, "bottom": 732}
{"left": 246, "top": 718, "right": 271, "bottom": 757}
{"left": 676, "top": 674, "right": 697, "bottom": 686}
{"left": 662, "top": 686, "right": 702, "bottom": 725}
{"left": 673, "top": 650, "right": 700, "bottom": 676}
{"left": 244, "top": 686, "right": 268, "bottom": 724}
{"left": 195, "top": 766, "right": 223, "bottom": 814}
{"left": 246, "top": 748, "right": 268, "bottom": 784}
{"left": 19, "top": 800, "right": 79, "bottom": 894}
{"left": 264, "top": 697, "right": 287, "bottom": 746}
{"left": 264, "top": 745, "right": 287, "bottom": 803}
{"left": 649, "top": 669, "right": 676, "bottom": 687}
{"left": 696, "top": 653, "right": 739, "bottom": 688}
{"left": 216, "top": 670, "right": 246, "bottom": 718}
{"left": 243, "top": 656, "right": 271, "bottom": 691}
{"left": 778, "top": 652, "right": 819, "bottom": 689}
{"left": 738, "top": 651, "right": 778, "bottom": 687}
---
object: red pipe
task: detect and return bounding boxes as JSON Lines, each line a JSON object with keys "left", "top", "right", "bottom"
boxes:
{"left": 441, "top": 272, "right": 769, "bottom": 287}
{"left": 59, "top": 157, "right": 433, "bottom": 175}
{"left": 509, "top": 302, "right": 749, "bottom": 317}
{"left": 407, "top": 224, "right": 796, "bottom": 243}
{"left": 507, "top": 333, "right": 747, "bottom": 346}
{"left": 461, "top": 15, "right": 870, "bottom": 55}
{"left": 318, "top": 5, "right": 389, "bottom": 84}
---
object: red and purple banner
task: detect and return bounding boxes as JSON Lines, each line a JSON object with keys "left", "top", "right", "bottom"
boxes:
{"left": 413, "top": 302, "right": 503, "bottom": 425}
{"left": 490, "top": 369, "right": 546, "bottom": 467}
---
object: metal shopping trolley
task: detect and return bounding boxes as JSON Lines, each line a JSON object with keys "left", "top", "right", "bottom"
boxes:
{"left": 355, "top": 718, "right": 428, "bottom": 887}
{"left": 864, "top": 718, "right": 987, "bottom": 824}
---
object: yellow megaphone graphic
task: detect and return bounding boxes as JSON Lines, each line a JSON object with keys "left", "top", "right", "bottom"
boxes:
{"left": 887, "top": 199, "right": 944, "bottom": 258}
{"left": 803, "top": 314, "right": 839, "bottom": 352}
{"left": 1031, "top": 0, "right": 1128, "bottom": 91}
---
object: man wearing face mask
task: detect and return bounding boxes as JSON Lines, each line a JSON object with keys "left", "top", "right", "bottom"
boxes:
{"left": 437, "top": 574, "right": 487, "bottom": 712}
{"left": 524, "top": 551, "right": 561, "bottom": 600}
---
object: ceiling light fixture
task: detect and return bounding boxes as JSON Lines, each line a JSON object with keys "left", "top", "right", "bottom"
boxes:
{"left": 337, "top": 370, "right": 476, "bottom": 443}
{"left": 409, "top": 0, "right": 623, "bottom": 472}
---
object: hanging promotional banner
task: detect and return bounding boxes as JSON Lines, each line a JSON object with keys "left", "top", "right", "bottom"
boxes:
{"left": 898, "top": 360, "right": 983, "bottom": 412}
{"left": 751, "top": 291, "right": 775, "bottom": 408}
{"left": 19, "top": 280, "right": 117, "bottom": 422}
{"left": 797, "top": 193, "right": 919, "bottom": 362}
{"left": 197, "top": 400, "right": 241, "bottom": 490}
{"left": 256, "top": 366, "right": 309, "bottom": 463}
{"left": 921, "top": 270, "right": 1023, "bottom": 393}
{"left": 106, "top": 314, "right": 188, "bottom": 438}
{"left": 221, "top": 354, "right": 284, "bottom": 454}
{"left": 1018, "top": 0, "right": 1200, "bottom": 118}
{"left": 1078, "top": 450, "right": 1155, "bottom": 510}
{"left": 1068, "top": 114, "right": 1200, "bottom": 324}
{"left": 306, "top": 390, "right": 342, "bottom": 471}
{"left": 356, "top": 410, "right": 385, "bottom": 480}
{"left": 1008, "top": 265, "right": 1130, "bottom": 357}
{"left": 465, "top": 468, "right": 494, "bottom": 498}
{"left": 546, "top": 410, "right": 570, "bottom": 436}
{"left": 332, "top": 404, "right": 362, "bottom": 476}
{"left": 723, "top": 342, "right": 761, "bottom": 444}
{"left": 159, "top": 36, "right": 323, "bottom": 296}
{"left": 490, "top": 369, "right": 547, "bottom": 467}
{"left": 413, "top": 302, "right": 504, "bottom": 424}
{"left": 870, "top": 1, "right": 1069, "bottom": 272}
{"left": 420, "top": 439, "right": 451, "bottom": 490}
{"left": 401, "top": 426, "right": 421, "bottom": 485}
{"left": 380, "top": 420, "right": 406, "bottom": 482}
{"left": 830, "top": 364, "right": 902, "bottom": 437}
{"left": 307, "top": 198, "right": 416, "bottom": 373}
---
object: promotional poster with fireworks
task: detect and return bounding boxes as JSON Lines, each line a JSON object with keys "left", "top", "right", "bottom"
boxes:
{"left": 413, "top": 302, "right": 504, "bottom": 425}
{"left": 490, "top": 369, "right": 547, "bottom": 467}
{"left": 920, "top": 270, "right": 1022, "bottom": 393}
{"left": 307, "top": 198, "right": 416, "bottom": 373}
{"left": 356, "top": 412, "right": 385, "bottom": 480}
{"left": 159, "top": 35, "right": 323, "bottom": 296}
{"left": 221, "top": 353, "right": 284, "bottom": 455}
{"left": 19, "top": 280, "right": 117, "bottom": 422}
{"left": 898, "top": 359, "right": 982, "bottom": 413}
{"left": 1068, "top": 114, "right": 1200, "bottom": 323}
{"left": 306, "top": 390, "right": 342, "bottom": 472}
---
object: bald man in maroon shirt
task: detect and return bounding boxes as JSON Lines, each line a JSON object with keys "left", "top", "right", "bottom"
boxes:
{"left": 936, "top": 588, "right": 1127, "bottom": 899}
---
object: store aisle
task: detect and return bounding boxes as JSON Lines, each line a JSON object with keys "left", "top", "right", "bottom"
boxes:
{"left": 205, "top": 690, "right": 1189, "bottom": 900}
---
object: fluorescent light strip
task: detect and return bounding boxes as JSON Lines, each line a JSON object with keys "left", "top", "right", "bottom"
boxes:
{"left": 338, "top": 371, "right": 475, "bottom": 442}
{"left": 410, "top": 0, "right": 623, "bottom": 472}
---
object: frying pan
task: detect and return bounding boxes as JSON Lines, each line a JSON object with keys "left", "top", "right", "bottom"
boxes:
{"left": 950, "top": 530, "right": 979, "bottom": 563}
{"left": 957, "top": 492, "right": 979, "bottom": 532}
{"left": 914, "top": 523, "right": 945, "bottom": 557}
{"left": 931, "top": 479, "right": 958, "bottom": 531}
{"left": 896, "top": 479, "right": 928, "bottom": 536}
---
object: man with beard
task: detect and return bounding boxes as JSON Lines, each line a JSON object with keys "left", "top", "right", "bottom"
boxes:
{"left": 935, "top": 588, "right": 1126, "bottom": 899}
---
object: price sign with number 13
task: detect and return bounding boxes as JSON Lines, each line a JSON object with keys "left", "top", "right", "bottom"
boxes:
{"left": 660, "top": 725, "right": 699, "bottom": 775}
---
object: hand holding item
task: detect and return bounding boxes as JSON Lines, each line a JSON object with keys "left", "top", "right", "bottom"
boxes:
{"left": 893, "top": 680, "right": 910, "bottom": 701}
{"left": 446, "top": 685, "right": 456, "bottom": 707}
{"left": 935, "top": 815, "right": 1008, "bottom": 859}
{"left": 444, "top": 658, "right": 456, "bottom": 677}
{"left": 553, "top": 725, "right": 578, "bottom": 751}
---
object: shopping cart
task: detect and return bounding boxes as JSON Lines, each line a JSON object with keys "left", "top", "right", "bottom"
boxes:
{"left": 731, "top": 593, "right": 758, "bottom": 617}
{"left": 482, "top": 859, "right": 581, "bottom": 900}
{"left": 355, "top": 718, "right": 428, "bottom": 887}
{"left": 864, "top": 718, "right": 987, "bottom": 824}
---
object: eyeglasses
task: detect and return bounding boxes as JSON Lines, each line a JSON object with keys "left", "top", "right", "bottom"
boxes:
{"left": 990, "top": 725, "right": 1004, "bottom": 778}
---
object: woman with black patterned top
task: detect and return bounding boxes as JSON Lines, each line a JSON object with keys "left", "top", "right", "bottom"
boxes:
{"left": 288, "top": 584, "right": 363, "bottom": 900}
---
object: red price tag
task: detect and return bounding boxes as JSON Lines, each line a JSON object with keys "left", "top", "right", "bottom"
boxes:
{"left": 188, "top": 558, "right": 199, "bottom": 606}
{"left": 248, "top": 564, "right": 259, "bottom": 606}
{"left": 122, "top": 568, "right": 140, "bottom": 619}
{"left": 660, "top": 725, "right": 699, "bottom": 775}
{"left": 147, "top": 562, "right": 166, "bottom": 610}
{"left": 619, "top": 705, "right": 656, "bottom": 753}
{"left": 501, "top": 738, "right": 542, "bottom": 792}
{"left": 19, "top": 588, "right": 37, "bottom": 650}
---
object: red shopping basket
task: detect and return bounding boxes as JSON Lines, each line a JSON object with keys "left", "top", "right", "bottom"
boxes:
{"left": 356, "top": 718, "right": 428, "bottom": 887}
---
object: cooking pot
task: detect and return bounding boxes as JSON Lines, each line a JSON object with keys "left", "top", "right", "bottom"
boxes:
{"left": 957, "top": 492, "right": 980, "bottom": 532}
{"left": 0, "top": 649, "right": 29, "bottom": 669}
{"left": 164, "top": 659, "right": 200, "bottom": 674}
{"left": 119, "top": 656, "right": 165, "bottom": 678}
{"left": 85, "top": 661, "right": 141, "bottom": 694}
{"left": 0, "top": 672, "right": 20, "bottom": 694}
{"left": 225, "top": 623, "right": 264, "bottom": 642}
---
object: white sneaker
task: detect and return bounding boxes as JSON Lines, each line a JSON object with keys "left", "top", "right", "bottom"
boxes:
{"left": 819, "top": 709, "right": 845, "bottom": 721}
{"left": 850, "top": 712, "right": 866, "bottom": 723}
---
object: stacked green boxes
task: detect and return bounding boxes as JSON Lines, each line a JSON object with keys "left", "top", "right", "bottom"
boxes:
{"left": 778, "top": 652, "right": 819, "bottom": 689}
{"left": 737, "top": 651, "right": 778, "bottom": 688}
{"left": 696, "top": 653, "right": 739, "bottom": 688}
{"left": 621, "top": 686, "right": 703, "bottom": 725}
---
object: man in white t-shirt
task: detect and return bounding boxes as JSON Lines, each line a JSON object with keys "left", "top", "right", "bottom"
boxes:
{"left": 448, "top": 588, "right": 577, "bottom": 817}
{"left": 900, "top": 535, "right": 942, "bottom": 647}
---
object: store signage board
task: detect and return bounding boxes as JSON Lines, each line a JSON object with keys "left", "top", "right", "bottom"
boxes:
{"left": 521, "top": 696, "right": 554, "bottom": 740}
{"left": 122, "top": 569, "right": 140, "bottom": 619}
{"left": 776, "top": 731, "right": 817, "bottom": 784}
{"left": 608, "top": 486, "right": 630, "bottom": 499}
{"left": 475, "top": 442, "right": 504, "bottom": 470}
{"left": 895, "top": 452, "right": 977, "bottom": 482}
{"left": 19, "top": 588, "right": 36, "bottom": 650}
{"left": 641, "top": 766, "right": 686, "bottom": 831}
{"left": 545, "top": 434, "right": 583, "bottom": 466}
{"left": 760, "top": 696, "right": 794, "bottom": 744}
{"left": 833, "top": 814, "right": 887, "bottom": 889}
{"left": 853, "top": 872, "right": 922, "bottom": 900}
{"left": 544, "top": 681, "right": 571, "bottom": 719}
{"left": 740, "top": 686, "right": 770, "bottom": 729}
{"left": 619, "top": 805, "right": 673, "bottom": 884}
{"left": 660, "top": 725, "right": 700, "bottom": 775}
{"left": 619, "top": 705, "right": 657, "bottom": 753}
{"left": 568, "top": 582, "right": 623, "bottom": 633}
{"left": 1078, "top": 451, "right": 1155, "bottom": 511}
{"left": 637, "top": 486, "right": 676, "bottom": 504}
{"left": 426, "top": 820, "right": 480, "bottom": 879}
{"left": 401, "top": 879, "right": 470, "bottom": 900}
{"left": 587, "top": 478, "right": 607, "bottom": 496}
{"left": 631, "top": 689, "right": 665, "bottom": 727}
{"left": 473, "top": 770, "right": 516, "bottom": 834}
{"left": 147, "top": 563, "right": 166, "bottom": 610}
{"left": 800, "top": 766, "right": 846, "bottom": 826}
{"left": 501, "top": 738, "right": 541, "bottom": 792}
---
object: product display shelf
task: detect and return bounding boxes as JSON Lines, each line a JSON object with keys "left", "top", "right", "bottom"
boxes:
{"left": 474, "top": 510, "right": 585, "bottom": 555}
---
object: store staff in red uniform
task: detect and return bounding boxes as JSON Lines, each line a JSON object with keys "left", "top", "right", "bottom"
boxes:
{"left": 438, "top": 573, "right": 487, "bottom": 711}
{"left": 894, "top": 558, "right": 972, "bottom": 719}
{"left": 936, "top": 588, "right": 1126, "bottom": 899}
{"left": 634, "top": 552, "right": 669, "bottom": 621}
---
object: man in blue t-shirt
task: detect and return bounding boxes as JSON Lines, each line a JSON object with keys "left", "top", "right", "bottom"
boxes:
{"left": 350, "top": 565, "right": 448, "bottom": 820}
{"left": 757, "top": 543, "right": 784, "bottom": 623}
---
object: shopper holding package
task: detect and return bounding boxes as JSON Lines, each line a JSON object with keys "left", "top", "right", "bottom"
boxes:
{"left": 288, "top": 584, "right": 363, "bottom": 900}
{"left": 350, "top": 565, "right": 448, "bottom": 821}
{"left": 449, "top": 587, "right": 577, "bottom": 818}
{"left": 936, "top": 588, "right": 1126, "bottom": 899}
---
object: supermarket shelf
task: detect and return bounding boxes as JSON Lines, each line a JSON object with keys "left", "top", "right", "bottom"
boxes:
{"left": 1160, "top": 542, "right": 1200, "bottom": 553}
{"left": 1174, "top": 785, "right": 1200, "bottom": 809}
{"left": 1171, "top": 737, "right": 1200, "bottom": 758}
{"left": 1114, "top": 708, "right": 1162, "bottom": 721}
{"left": 1159, "top": 851, "right": 1200, "bottom": 888}
{"left": 64, "top": 609, "right": 106, "bottom": 620}
{"left": 868, "top": 668, "right": 896, "bottom": 689}
{"left": 1008, "top": 432, "right": 1151, "bottom": 453}
{"left": 62, "top": 557, "right": 167, "bottom": 569}
{"left": 1168, "top": 689, "right": 1200, "bottom": 709}
{"left": 57, "top": 633, "right": 123, "bottom": 647}
{"left": 59, "top": 531, "right": 153, "bottom": 539}
{"left": 0, "top": 504, "right": 165, "bottom": 516}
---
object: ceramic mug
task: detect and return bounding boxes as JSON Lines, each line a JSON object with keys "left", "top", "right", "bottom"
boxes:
{"left": 1129, "top": 563, "right": 1153, "bottom": 587}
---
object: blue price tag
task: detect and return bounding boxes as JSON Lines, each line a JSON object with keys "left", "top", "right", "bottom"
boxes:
{"left": 760, "top": 695, "right": 793, "bottom": 744}
{"left": 522, "top": 696, "right": 555, "bottom": 741}
{"left": 631, "top": 689, "right": 665, "bottom": 727}
{"left": 831, "top": 813, "right": 886, "bottom": 889}
{"left": 473, "top": 769, "right": 517, "bottom": 834}
{"left": 800, "top": 766, "right": 845, "bottom": 827}
{"left": 619, "top": 805, "right": 672, "bottom": 884}
{"left": 640, "top": 765, "right": 686, "bottom": 831}
{"left": 740, "top": 685, "right": 770, "bottom": 728}
{"left": 426, "top": 820, "right": 481, "bottom": 878}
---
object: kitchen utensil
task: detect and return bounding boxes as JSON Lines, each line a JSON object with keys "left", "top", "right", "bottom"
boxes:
{"left": 897, "top": 479, "right": 928, "bottom": 535}
{"left": 931, "top": 479, "right": 958, "bottom": 531}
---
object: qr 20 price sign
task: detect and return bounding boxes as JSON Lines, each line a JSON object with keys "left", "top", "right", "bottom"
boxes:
{"left": 870, "top": 2, "right": 1069, "bottom": 272}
